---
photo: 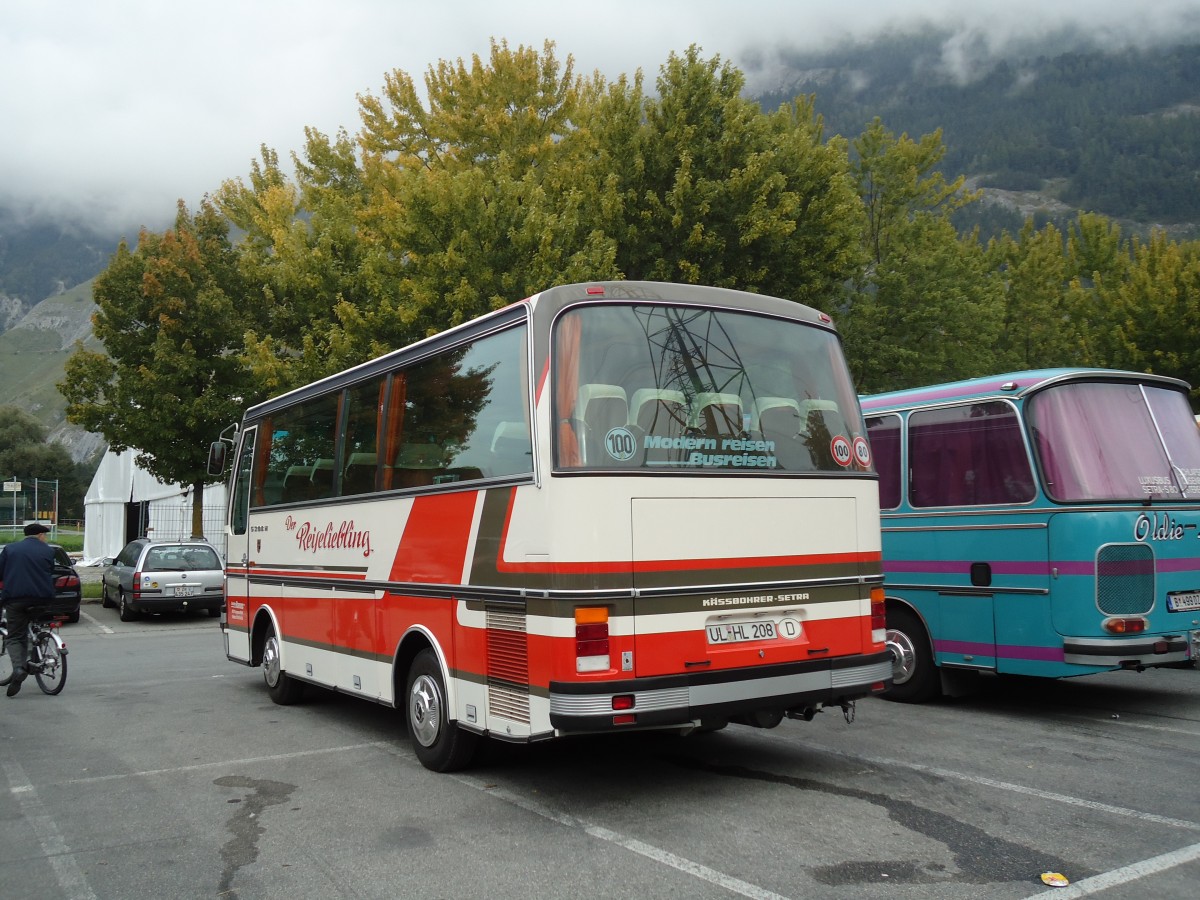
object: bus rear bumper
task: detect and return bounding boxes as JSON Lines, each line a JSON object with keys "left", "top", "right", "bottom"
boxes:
{"left": 548, "top": 651, "right": 893, "bottom": 732}
{"left": 1062, "top": 633, "right": 1193, "bottom": 668}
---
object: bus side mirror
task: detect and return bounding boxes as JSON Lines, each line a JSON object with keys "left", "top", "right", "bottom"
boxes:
{"left": 207, "top": 441, "right": 228, "bottom": 476}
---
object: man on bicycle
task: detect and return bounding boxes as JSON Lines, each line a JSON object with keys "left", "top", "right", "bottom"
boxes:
{"left": 0, "top": 523, "right": 56, "bottom": 697}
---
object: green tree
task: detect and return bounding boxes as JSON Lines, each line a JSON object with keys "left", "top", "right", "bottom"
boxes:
{"left": 841, "top": 120, "right": 1000, "bottom": 392}
{"left": 59, "top": 200, "right": 254, "bottom": 537}
{"left": 988, "top": 220, "right": 1086, "bottom": 369}
{"left": 1104, "top": 231, "right": 1200, "bottom": 403}
{"left": 844, "top": 216, "right": 1004, "bottom": 392}
{"left": 0, "top": 406, "right": 88, "bottom": 521}
{"left": 594, "top": 47, "right": 863, "bottom": 304}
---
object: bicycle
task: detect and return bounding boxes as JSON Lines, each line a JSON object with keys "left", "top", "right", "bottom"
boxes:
{"left": 0, "top": 609, "right": 69, "bottom": 696}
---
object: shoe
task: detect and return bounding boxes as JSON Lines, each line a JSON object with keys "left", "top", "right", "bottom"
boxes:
{"left": 6, "top": 670, "right": 25, "bottom": 697}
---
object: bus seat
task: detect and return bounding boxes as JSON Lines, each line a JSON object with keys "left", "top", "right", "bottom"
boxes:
{"left": 342, "top": 452, "right": 378, "bottom": 495}
{"left": 752, "top": 397, "right": 801, "bottom": 436}
{"left": 283, "top": 465, "right": 315, "bottom": 502}
{"left": 310, "top": 459, "right": 335, "bottom": 497}
{"left": 577, "top": 383, "right": 628, "bottom": 464}
{"left": 489, "top": 421, "right": 532, "bottom": 476}
{"left": 755, "top": 398, "right": 812, "bottom": 470}
{"left": 390, "top": 443, "right": 443, "bottom": 489}
{"left": 691, "top": 392, "right": 743, "bottom": 438}
{"left": 629, "top": 388, "right": 687, "bottom": 437}
{"left": 798, "top": 399, "right": 846, "bottom": 438}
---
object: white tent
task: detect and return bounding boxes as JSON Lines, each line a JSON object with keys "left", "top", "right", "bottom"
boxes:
{"left": 82, "top": 448, "right": 227, "bottom": 563}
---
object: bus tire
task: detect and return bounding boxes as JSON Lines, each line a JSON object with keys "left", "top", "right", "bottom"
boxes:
{"left": 263, "top": 624, "right": 304, "bottom": 705}
{"left": 405, "top": 648, "right": 479, "bottom": 772}
{"left": 883, "top": 607, "right": 939, "bottom": 703}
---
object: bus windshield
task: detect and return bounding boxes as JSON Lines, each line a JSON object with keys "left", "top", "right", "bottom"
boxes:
{"left": 554, "top": 303, "right": 867, "bottom": 473}
{"left": 1028, "top": 380, "right": 1200, "bottom": 501}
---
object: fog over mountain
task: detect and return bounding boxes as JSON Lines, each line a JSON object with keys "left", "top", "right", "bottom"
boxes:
{"left": 3, "top": 1, "right": 1199, "bottom": 238}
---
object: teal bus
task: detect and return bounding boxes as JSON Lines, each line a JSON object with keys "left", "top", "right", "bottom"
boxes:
{"left": 862, "top": 369, "right": 1200, "bottom": 701}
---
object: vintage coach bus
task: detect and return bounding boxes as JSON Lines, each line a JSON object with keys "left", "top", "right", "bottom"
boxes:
{"left": 212, "top": 281, "right": 891, "bottom": 770}
{"left": 862, "top": 369, "right": 1200, "bottom": 701}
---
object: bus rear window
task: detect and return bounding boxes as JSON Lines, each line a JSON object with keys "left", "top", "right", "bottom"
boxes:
{"left": 553, "top": 304, "right": 867, "bottom": 474}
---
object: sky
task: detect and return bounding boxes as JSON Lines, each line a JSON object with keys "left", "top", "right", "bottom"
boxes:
{"left": 3, "top": 0, "right": 1200, "bottom": 236}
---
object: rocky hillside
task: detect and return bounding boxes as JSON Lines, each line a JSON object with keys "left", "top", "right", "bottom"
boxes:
{"left": 0, "top": 279, "right": 105, "bottom": 462}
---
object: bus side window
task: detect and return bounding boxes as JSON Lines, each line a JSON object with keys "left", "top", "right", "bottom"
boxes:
{"left": 909, "top": 402, "right": 1034, "bottom": 507}
{"left": 489, "top": 422, "right": 532, "bottom": 476}
{"left": 866, "top": 414, "right": 902, "bottom": 508}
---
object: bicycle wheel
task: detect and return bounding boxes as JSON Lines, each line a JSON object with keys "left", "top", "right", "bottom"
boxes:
{"left": 33, "top": 633, "right": 67, "bottom": 695}
{"left": 0, "top": 633, "right": 11, "bottom": 686}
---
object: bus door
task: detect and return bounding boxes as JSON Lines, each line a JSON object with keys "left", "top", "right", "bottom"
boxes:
{"left": 224, "top": 425, "right": 257, "bottom": 662}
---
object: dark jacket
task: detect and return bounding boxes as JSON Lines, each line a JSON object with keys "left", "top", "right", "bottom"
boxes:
{"left": 0, "top": 536, "right": 56, "bottom": 601}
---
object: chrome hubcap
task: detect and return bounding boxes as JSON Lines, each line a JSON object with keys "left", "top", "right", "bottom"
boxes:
{"left": 886, "top": 627, "right": 917, "bottom": 685}
{"left": 263, "top": 636, "right": 282, "bottom": 687}
{"left": 409, "top": 673, "right": 442, "bottom": 748}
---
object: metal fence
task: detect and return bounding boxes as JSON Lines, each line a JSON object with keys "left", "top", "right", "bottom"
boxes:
{"left": 0, "top": 477, "right": 59, "bottom": 534}
{"left": 145, "top": 502, "right": 227, "bottom": 545}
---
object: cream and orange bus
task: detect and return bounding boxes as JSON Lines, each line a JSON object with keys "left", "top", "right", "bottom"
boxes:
{"left": 211, "top": 281, "right": 890, "bottom": 771}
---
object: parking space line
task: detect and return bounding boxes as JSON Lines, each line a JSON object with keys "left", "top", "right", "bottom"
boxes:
{"left": 78, "top": 608, "right": 114, "bottom": 633}
{"left": 451, "top": 772, "right": 793, "bottom": 900}
{"left": 1019, "top": 840, "right": 1200, "bottom": 898}
{"left": 3, "top": 761, "right": 97, "bottom": 900}
{"left": 58, "top": 741, "right": 395, "bottom": 786}
{"left": 802, "top": 744, "right": 1200, "bottom": 832}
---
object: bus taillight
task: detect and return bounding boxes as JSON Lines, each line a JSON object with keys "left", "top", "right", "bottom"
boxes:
{"left": 870, "top": 588, "right": 886, "bottom": 642}
{"left": 575, "top": 607, "right": 610, "bottom": 673}
{"left": 1103, "top": 616, "right": 1148, "bottom": 634}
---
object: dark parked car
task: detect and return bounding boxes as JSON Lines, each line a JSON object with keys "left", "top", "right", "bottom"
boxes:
{"left": 101, "top": 538, "right": 224, "bottom": 622}
{"left": 0, "top": 542, "right": 82, "bottom": 624}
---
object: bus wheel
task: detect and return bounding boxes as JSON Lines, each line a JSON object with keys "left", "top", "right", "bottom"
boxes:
{"left": 405, "top": 648, "right": 479, "bottom": 772}
{"left": 263, "top": 625, "right": 304, "bottom": 705}
{"left": 883, "top": 608, "right": 939, "bottom": 703}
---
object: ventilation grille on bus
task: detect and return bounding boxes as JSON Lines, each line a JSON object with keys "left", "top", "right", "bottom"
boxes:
{"left": 1096, "top": 544, "right": 1154, "bottom": 616}
{"left": 486, "top": 608, "right": 530, "bottom": 724}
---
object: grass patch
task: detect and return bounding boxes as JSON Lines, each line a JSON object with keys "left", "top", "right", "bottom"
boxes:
{"left": 0, "top": 531, "right": 84, "bottom": 551}
{"left": 82, "top": 581, "right": 103, "bottom": 600}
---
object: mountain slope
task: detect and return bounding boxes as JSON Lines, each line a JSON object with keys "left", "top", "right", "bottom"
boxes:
{"left": 0, "top": 279, "right": 105, "bottom": 461}
{"left": 753, "top": 33, "right": 1200, "bottom": 236}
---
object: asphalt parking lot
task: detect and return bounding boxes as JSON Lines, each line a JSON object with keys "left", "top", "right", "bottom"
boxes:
{"left": 2, "top": 599, "right": 1197, "bottom": 899}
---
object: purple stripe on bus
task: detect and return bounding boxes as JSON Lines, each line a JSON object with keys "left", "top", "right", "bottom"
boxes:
{"left": 935, "top": 640, "right": 1065, "bottom": 662}
{"left": 861, "top": 379, "right": 1019, "bottom": 410}
{"left": 887, "top": 557, "right": 1200, "bottom": 577}
{"left": 884, "top": 560, "right": 1053, "bottom": 576}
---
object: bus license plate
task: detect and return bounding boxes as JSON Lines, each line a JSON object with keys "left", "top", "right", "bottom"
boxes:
{"left": 174, "top": 585, "right": 198, "bottom": 597}
{"left": 707, "top": 620, "right": 776, "bottom": 644}
{"left": 1167, "top": 590, "right": 1200, "bottom": 612}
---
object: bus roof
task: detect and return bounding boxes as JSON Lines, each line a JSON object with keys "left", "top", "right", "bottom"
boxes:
{"left": 859, "top": 368, "right": 1191, "bottom": 414}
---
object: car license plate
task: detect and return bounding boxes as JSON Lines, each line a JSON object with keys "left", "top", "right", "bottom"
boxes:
{"left": 707, "top": 620, "right": 777, "bottom": 644}
{"left": 1167, "top": 590, "right": 1200, "bottom": 612}
{"left": 174, "top": 585, "right": 198, "bottom": 597}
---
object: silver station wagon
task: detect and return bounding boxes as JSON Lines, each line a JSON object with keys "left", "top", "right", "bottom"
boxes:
{"left": 101, "top": 538, "right": 225, "bottom": 621}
